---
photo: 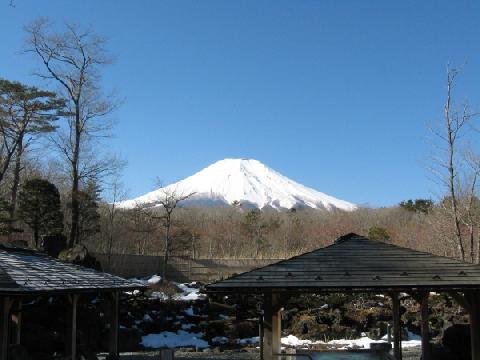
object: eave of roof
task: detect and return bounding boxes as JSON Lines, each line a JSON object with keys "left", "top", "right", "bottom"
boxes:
{"left": 0, "top": 246, "right": 146, "bottom": 294}
{"left": 206, "top": 233, "right": 480, "bottom": 293}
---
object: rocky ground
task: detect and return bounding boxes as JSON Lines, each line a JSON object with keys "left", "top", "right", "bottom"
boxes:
{"left": 16, "top": 277, "right": 472, "bottom": 360}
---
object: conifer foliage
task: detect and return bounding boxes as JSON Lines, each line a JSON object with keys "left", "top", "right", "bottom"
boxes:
{"left": 17, "top": 178, "right": 63, "bottom": 248}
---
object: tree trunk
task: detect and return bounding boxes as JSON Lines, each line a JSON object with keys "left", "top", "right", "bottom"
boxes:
{"left": 8, "top": 136, "right": 24, "bottom": 237}
{"left": 445, "top": 75, "right": 465, "bottom": 261}
{"left": 34, "top": 227, "right": 39, "bottom": 248}
{"left": 69, "top": 103, "right": 81, "bottom": 248}
{"left": 162, "top": 218, "right": 170, "bottom": 282}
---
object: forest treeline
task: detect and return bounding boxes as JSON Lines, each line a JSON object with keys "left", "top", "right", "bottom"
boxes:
{"left": 87, "top": 198, "right": 477, "bottom": 262}
{"left": 1, "top": 19, "right": 479, "bottom": 282}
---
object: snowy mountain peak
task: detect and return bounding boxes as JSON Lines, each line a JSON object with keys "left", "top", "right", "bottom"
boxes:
{"left": 119, "top": 158, "right": 356, "bottom": 211}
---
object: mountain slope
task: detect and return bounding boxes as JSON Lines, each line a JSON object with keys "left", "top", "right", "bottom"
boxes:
{"left": 119, "top": 159, "right": 356, "bottom": 211}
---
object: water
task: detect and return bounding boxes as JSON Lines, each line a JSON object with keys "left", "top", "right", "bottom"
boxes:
{"left": 300, "top": 352, "right": 389, "bottom": 360}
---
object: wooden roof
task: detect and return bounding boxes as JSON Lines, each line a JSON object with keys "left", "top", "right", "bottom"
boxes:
{"left": 0, "top": 245, "right": 144, "bottom": 295}
{"left": 207, "top": 233, "right": 480, "bottom": 293}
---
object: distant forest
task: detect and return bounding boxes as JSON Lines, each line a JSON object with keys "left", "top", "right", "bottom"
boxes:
{"left": 1, "top": 19, "right": 479, "bottom": 269}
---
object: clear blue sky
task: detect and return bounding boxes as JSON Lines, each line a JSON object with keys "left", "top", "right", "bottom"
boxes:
{"left": 1, "top": 0, "right": 479, "bottom": 207}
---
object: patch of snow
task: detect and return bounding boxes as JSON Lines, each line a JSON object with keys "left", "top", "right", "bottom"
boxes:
{"left": 143, "top": 314, "right": 153, "bottom": 321}
{"left": 147, "top": 275, "right": 162, "bottom": 285}
{"left": 149, "top": 291, "right": 169, "bottom": 300}
{"left": 212, "top": 336, "right": 229, "bottom": 344}
{"left": 237, "top": 336, "right": 260, "bottom": 345}
{"left": 184, "top": 306, "right": 195, "bottom": 316}
{"left": 281, "top": 333, "right": 421, "bottom": 350}
{"left": 141, "top": 330, "right": 208, "bottom": 349}
{"left": 133, "top": 290, "right": 141, "bottom": 296}
{"left": 173, "top": 283, "right": 206, "bottom": 301}
{"left": 218, "top": 314, "right": 230, "bottom": 320}
{"left": 281, "top": 335, "right": 313, "bottom": 347}
{"left": 181, "top": 323, "right": 195, "bottom": 330}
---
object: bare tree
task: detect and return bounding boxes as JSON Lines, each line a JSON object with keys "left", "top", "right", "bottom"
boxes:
{"left": 463, "top": 151, "right": 480, "bottom": 263}
{"left": 126, "top": 203, "right": 157, "bottom": 255}
{"left": 149, "top": 188, "right": 194, "bottom": 282}
{"left": 103, "top": 175, "right": 127, "bottom": 266}
{"left": 429, "top": 66, "right": 477, "bottom": 261}
{"left": 25, "top": 18, "right": 117, "bottom": 248}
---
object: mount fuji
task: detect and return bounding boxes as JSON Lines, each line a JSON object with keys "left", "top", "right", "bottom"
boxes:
{"left": 119, "top": 159, "right": 356, "bottom": 211}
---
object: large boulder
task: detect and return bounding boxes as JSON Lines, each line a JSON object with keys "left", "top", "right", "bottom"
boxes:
{"left": 9, "top": 345, "right": 31, "bottom": 360}
{"left": 41, "top": 234, "right": 67, "bottom": 258}
{"left": 442, "top": 324, "right": 470, "bottom": 359}
{"left": 58, "top": 244, "right": 101, "bottom": 270}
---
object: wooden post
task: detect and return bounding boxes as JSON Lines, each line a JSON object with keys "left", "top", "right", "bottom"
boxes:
{"left": 65, "top": 294, "right": 79, "bottom": 360}
{"left": 108, "top": 292, "right": 120, "bottom": 359}
{"left": 419, "top": 292, "right": 432, "bottom": 360}
{"left": 259, "top": 314, "right": 264, "bottom": 360}
{"left": 0, "top": 297, "right": 13, "bottom": 360}
{"left": 11, "top": 299, "right": 21, "bottom": 345}
{"left": 467, "top": 290, "right": 480, "bottom": 360}
{"left": 391, "top": 292, "right": 402, "bottom": 360}
{"left": 263, "top": 293, "right": 282, "bottom": 360}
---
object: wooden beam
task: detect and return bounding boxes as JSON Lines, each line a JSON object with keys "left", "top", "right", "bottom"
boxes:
{"left": 391, "top": 292, "right": 402, "bottom": 360}
{"left": 65, "top": 294, "right": 79, "bottom": 360}
{"left": 466, "top": 291, "right": 480, "bottom": 360}
{"left": 259, "top": 314, "right": 264, "bottom": 360}
{"left": 0, "top": 297, "right": 13, "bottom": 360}
{"left": 419, "top": 292, "right": 432, "bottom": 360}
{"left": 262, "top": 293, "right": 282, "bottom": 360}
{"left": 108, "top": 292, "right": 120, "bottom": 359}
{"left": 11, "top": 299, "right": 22, "bottom": 345}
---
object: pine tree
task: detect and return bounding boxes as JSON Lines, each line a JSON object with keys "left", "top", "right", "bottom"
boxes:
{"left": 17, "top": 179, "right": 63, "bottom": 248}
{"left": 0, "top": 79, "right": 65, "bottom": 224}
{"left": 75, "top": 181, "right": 101, "bottom": 244}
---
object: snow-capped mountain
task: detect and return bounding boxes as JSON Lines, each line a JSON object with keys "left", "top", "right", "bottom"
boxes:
{"left": 119, "top": 159, "right": 356, "bottom": 211}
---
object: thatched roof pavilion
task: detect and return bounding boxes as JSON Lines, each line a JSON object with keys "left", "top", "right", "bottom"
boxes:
{"left": 207, "top": 233, "right": 480, "bottom": 360}
{"left": 0, "top": 244, "right": 144, "bottom": 360}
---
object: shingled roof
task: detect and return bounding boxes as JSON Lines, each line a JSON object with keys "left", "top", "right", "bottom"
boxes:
{"left": 0, "top": 245, "right": 143, "bottom": 295}
{"left": 207, "top": 233, "right": 480, "bottom": 293}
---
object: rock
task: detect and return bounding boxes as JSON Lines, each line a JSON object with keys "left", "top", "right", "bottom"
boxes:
{"left": 41, "top": 234, "right": 67, "bottom": 257}
{"left": 120, "top": 327, "right": 142, "bottom": 352}
{"left": 22, "top": 323, "right": 62, "bottom": 353}
{"left": 226, "top": 320, "right": 258, "bottom": 339}
{"left": 442, "top": 324, "right": 470, "bottom": 358}
{"left": 58, "top": 244, "right": 101, "bottom": 270}
{"left": 289, "top": 313, "right": 329, "bottom": 340}
{"left": 9, "top": 344, "right": 31, "bottom": 360}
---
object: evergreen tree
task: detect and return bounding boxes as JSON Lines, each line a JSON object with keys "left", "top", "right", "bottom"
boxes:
{"left": 241, "top": 209, "right": 280, "bottom": 257}
{"left": 0, "top": 79, "right": 64, "bottom": 230}
{"left": 76, "top": 181, "right": 101, "bottom": 244}
{"left": 399, "top": 199, "right": 433, "bottom": 214}
{"left": 17, "top": 179, "right": 63, "bottom": 248}
{"left": 368, "top": 226, "right": 391, "bottom": 242}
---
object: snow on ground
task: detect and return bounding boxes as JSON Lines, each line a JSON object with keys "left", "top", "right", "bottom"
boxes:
{"left": 280, "top": 333, "right": 421, "bottom": 350}
{"left": 281, "top": 335, "right": 314, "bottom": 347}
{"left": 184, "top": 306, "right": 195, "bottom": 316}
{"left": 173, "top": 282, "right": 207, "bottom": 301}
{"left": 149, "top": 291, "right": 169, "bottom": 300}
{"left": 127, "top": 276, "right": 206, "bottom": 301}
{"left": 212, "top": 336, "right": 229, "bottom": 344}
{"left": 141, "top": 330, "right": 208, "bottom": 349}
{"left": 237, "top": 337, "right": 260, "bottom": 345}
{"left": 147, "top": 275, "right": 162, "bottom": 285}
